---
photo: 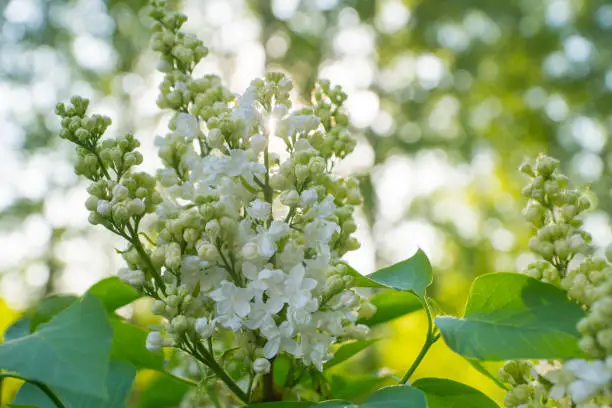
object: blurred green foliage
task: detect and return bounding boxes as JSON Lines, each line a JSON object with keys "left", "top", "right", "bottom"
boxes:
{"left": 1, "top": 0, "right": 611, "bottom": 405}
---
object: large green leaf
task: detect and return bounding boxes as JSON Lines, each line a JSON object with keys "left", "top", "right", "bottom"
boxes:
{"left": 358, "top": 385, "right": 427, "bottom": 408}
{"left": 345, "top": 249, "right": 432, "bottom": 298}
{"left": 29, "top": 295, "right": 79, "bottom": 331}
{"left": 3, "top": 297, "right": 79, "bottom": 341}
{"left": 3, "top": 317, "right": 31, "bottom": 342}
{"left": 318, "top": 385, "right": 427, "bottom": 407}
{"left": 272, "top": 354, "right": 292, "bottom": 386}
{"left": 413, "top": 378, "right": 499, "bottom": 408}
{"left": 464, "top": 359, "right": 509, "bottom": 391}
{"left": 109, "top": 318, "right": 164, "bottom": 370}
{"left": 329, "top": 374, "right": 394, "bottom": 401}
{"left": 13, "top": 360, "right": 136, "bottom": 408}
{"left": 87, "top": 277, "right": 140, "bottom": 312}
{"left": 436, "top": 273, "right": 586, "bottom": 360}
{"left": 0, "top": 294, "right": 113, "bottom": 399}
{"left": 137, "top": 373, "right": 193, "bottom": 408}
{"left": 246, "top": 403, "right": 313, "bottom": 408}
{"left": 357, "top": 291, "right": 422, "bottom": 326}
{"left": 246, "top": 386, "right": 426, "bottom": 408}
{"left": 315, "top": 402, "right": 355, "bottom": 407}
{"left": 324, "top": 339, "right": 379, "bottom": 370}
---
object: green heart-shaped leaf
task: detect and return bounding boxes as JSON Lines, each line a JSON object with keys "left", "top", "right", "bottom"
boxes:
{"left": 245, "top": 386, "right": 426, "bottom": 408}
{"left": 246, "top": 403, "right": 313, "bottom": 408}
{"left": 109, "top": 318, "right": 164, "bottom": 370}
{"left": 357, "top": 291, "right": 422, "bottom": 326}
{"left": 436, "top": 273, "right": 586, "bottom": 360}
{"left": 359, "top": 385, "right": 427, "bottom": 408}
{"left": 329, "top": 374, "right": 394, "bottom": 401}
{"left": 0, "top": 294, "right": 113, "bottom": 399}
{"left": 346, "top": 249, "right": 432, "bottom": 299}
{"left": 13, "top": 360, "right": 135, "bottom": 408}
{"left": 324, "top": 339, "right": 379, "bottom": 370}
{"left": 137, "top": 372, "right": 193, "bottom": 408}
{"left": 87, "top": 277, "right": 140, "bottom": 312}
{"left": 3, "top": 317, "right": 31, "bottom": 342}
{"left": 29, "top": 295, "right": 78, "bottom": 331}
{"left": 413, "top": 378, "right": 499, "bottom": 407}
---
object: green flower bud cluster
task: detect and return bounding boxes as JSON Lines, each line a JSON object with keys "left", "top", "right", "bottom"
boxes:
{"left": 250, "top": 72, "right": 293, "bottom": 111}
{"left": 499, "top": 360, "right": 548, "bottom": 407}
{"left": 562, "top": 257, "right": 609, "bottom": 307}
{"left": 86, "top": 172, "right": 161, "bottom": 228}
{"left": 521, "top": 155, "right": 612, "bottom": 360}
{"left": 574, "top": 250, "right": 612, "bottom": 358}
{"left": 190, "top": 75, "right": 234, "bottom": 121}
{"left": 499, "top": 360, "right": 535, "bottom": 386}
{"left": 56, "top": 97, "right": 111, "bottom": 181}
{"left": 57, "top": 96, "right": 167, "bottom": 295}
{"left": 520, "top": 155, "right": 593, "bottom": 285}
{"left": 150, "top": 0, "right": 208, "bottom": 101}
{"left": 321, "top": 264, "right": 355, "bottom": 301}
{"left": 499, "top": 361, "right": 567, "bottom": 408}
{"left": 522, "top": 155, "right": 612, "bottom": 360}
{"left": 509, "top": 154, "right": 612, "bottom": 407}
{"left": 524, "top": 260, "right": 562, "bottom": 286}
{"left": 270, "top": 138, "right": 361, "bottom": 257}
{"left": 295, "top": 80, "right": 356, "bottom": 160}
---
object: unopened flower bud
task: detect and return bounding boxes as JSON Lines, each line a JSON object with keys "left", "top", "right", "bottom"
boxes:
{"left": 241, "top": 242, "right": 259, "bottom": 260}
{"left": 220, "top": 216, "right": 237, "bottom": 237}
{"left": 171, "top": 315, "right": 189, "bottom": 334}
{"left": 596, "top": 328, "right": 612, "bottom": 351}
{"left": 518, "top": 162, "right": 534, "bottom": 176}
{"left": 577, "top": 195, "right": 591, "bottom": 212}
{"left": 250, "top": 133, "right": 266, "bottom": 154}
{"left": 280, "top": 190, "right": 300, "bottom": 207}
{"left": 205, "top": 219, "right": 221, "bottom": 238}
{"left": 97, "top": 200, "right": 111, "bottom": 216}
{"left": 358, "top": 301, "right": 377, "bottom": 320}
{"left": 605, "top": 244, "right": 612, "bottom": 263}
{"left": 85, "top": 196, "right": 99, "bottom": 211}
{"left": 535, "top": 155, "right": 559, "bottom": 176}
{"left": 114, "top": 204, "right": 130, "bottom": 224}
{"left": 196, "top": 240, "right": 217, "bottom": 260}
{"left": 207, "top": 128, "right": 224, "bottom": 149}
{"left": 253, "top": 358, "right": 271, "bottom": 375}
{"left": 166, "top": 295, "right": 180, "bottom": 308}
{"left": 146, "top": 331, "right": 165, "bottom": 352}
{"left": 117, "top": 268, "right": 145, "bottom": 287}
{"left": 195, "top": 317, "right": 214, "bottom": 338}
{"left": 325, "top": 275, "right": 345, "bottom": 294}
{"left": 128, "top": 198, "right": 146, "bottom": 216}
{"left": 113, "top": 184, "right": 129, "bottom": 201}
{"left": 295, "top": 164, "right": 309, "bottom": 183}
{"left": 151, "top": 300, "right": 166, "bottom": 315}
{"left": 347, "top": 324, "right": 370, "bottom": 339}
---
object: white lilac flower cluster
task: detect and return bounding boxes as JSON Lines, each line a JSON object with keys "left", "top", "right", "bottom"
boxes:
{"left": 58, "top": 0, "right": 372, "bottom": 400}
{"left": 499, "top": 155, "right": 612, "bottom": 408}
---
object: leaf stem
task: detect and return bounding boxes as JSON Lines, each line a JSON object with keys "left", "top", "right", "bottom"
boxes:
{"left": 466, "top": 359, "right": 510, "bottom": 391}
{"left": 262, "top": 356, "right": 276, "bottom": 402}
{"left": 126, "top": 223, "right": 166, "bottom": 295}
{"left": 399, "top": 297, "right": 439, "bottom": 384}
{"left": 262, "top": 128, "right": 273, "bottom": 215}
{"left": 184, "top": 336, "right": 249, "bottom": 404}
{"left": 0, "top": 372, "right": 66, "bottom": 408}
{"left": 246, "top": 372, "right": 255, "bottom": 402}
